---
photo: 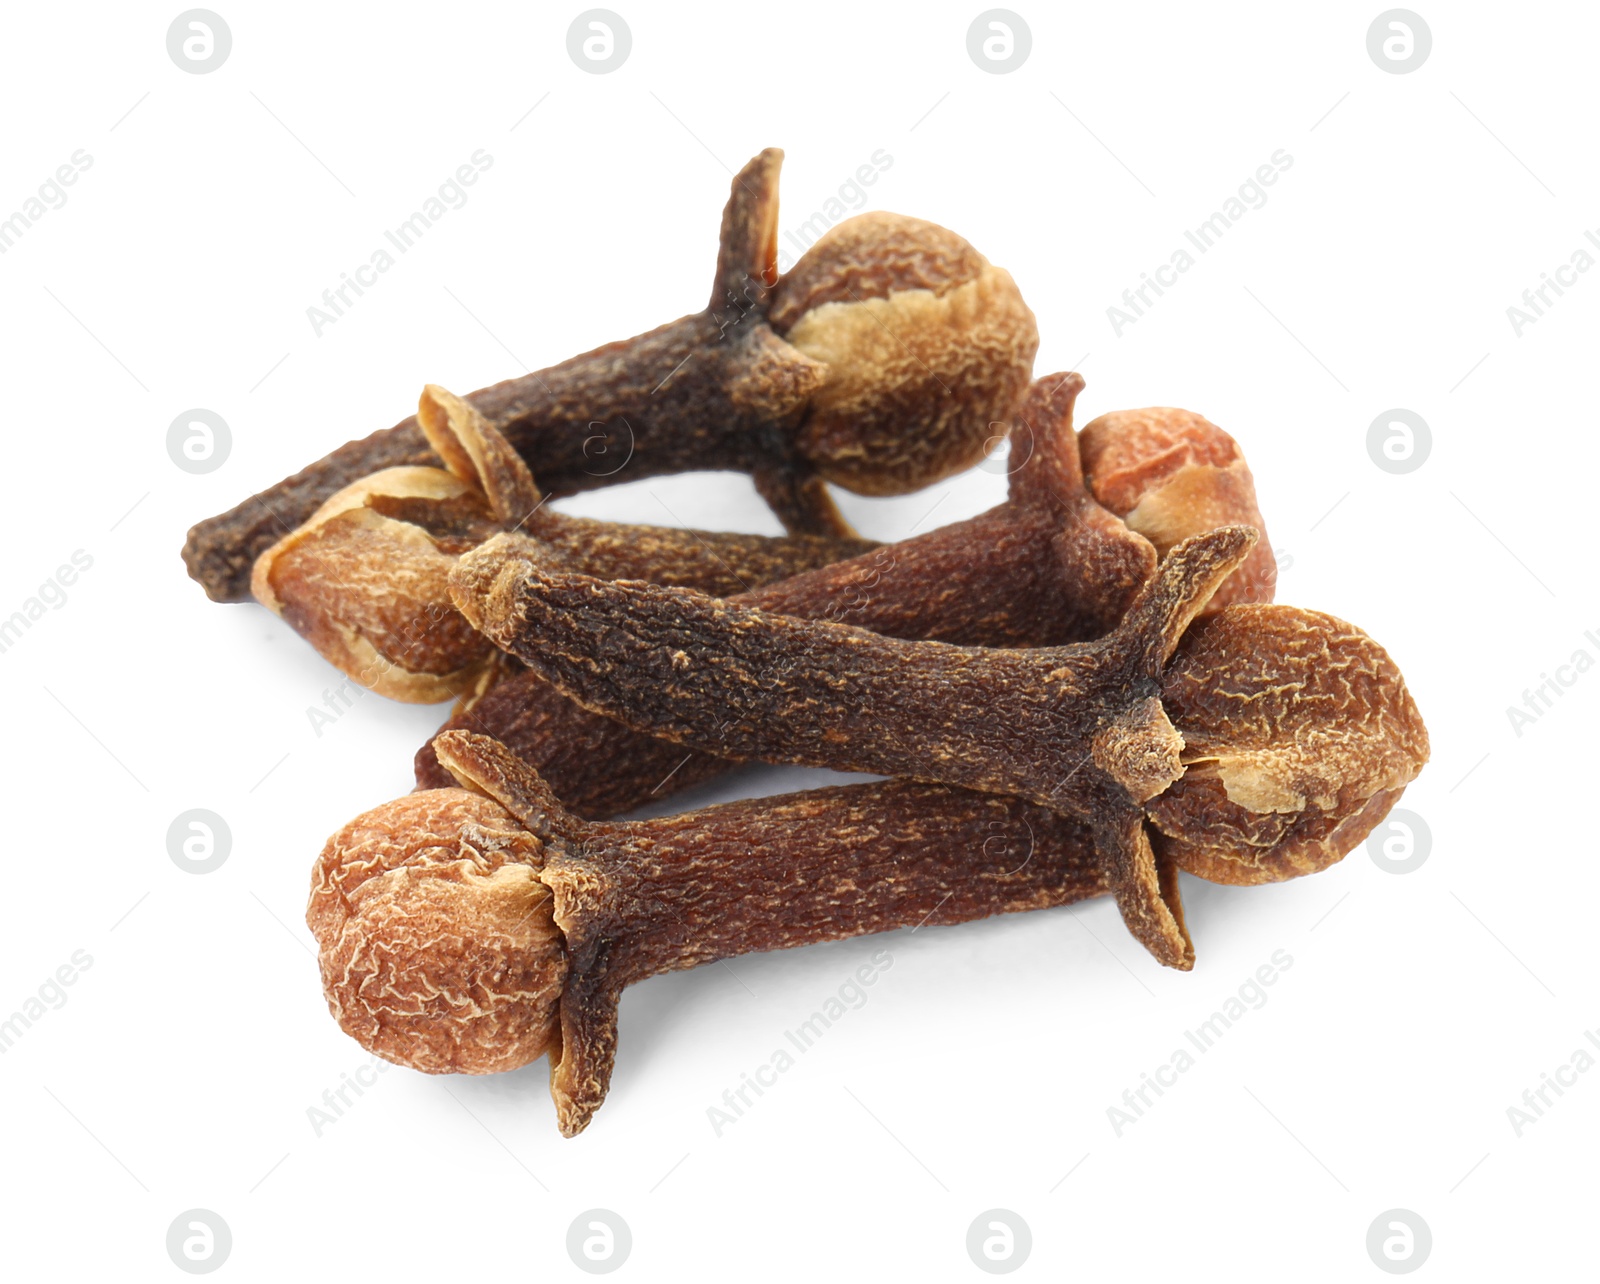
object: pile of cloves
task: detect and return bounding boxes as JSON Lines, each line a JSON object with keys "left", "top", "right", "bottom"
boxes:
{"left": 185, "top": 149, "right": 1429, "bottom": 1137}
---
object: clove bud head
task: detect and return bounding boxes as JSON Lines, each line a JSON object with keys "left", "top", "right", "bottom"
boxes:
{"left": 250, "top": 383, "right": 542, "bottom": 703}
{"left": 771, "top": 211, "right": 1038, "bottom": 495}
{"left": 307, "top": 790, "right": 566, "bottom": 1075}
{"left": 1080, "top": 407, "right": 1277, "bottom": 612}
{"left": 251, "top": 468, "right": 502, "bottom": 702}
{"left": 1152, "top": 604, "right": 1430, "bottom": 883}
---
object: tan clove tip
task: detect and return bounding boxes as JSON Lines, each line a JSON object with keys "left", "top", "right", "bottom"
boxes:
{"left": 1091, "top": 697, "right": 1186, "bottom": 803}
{"left": 417, "top": 384, "right": 544, "bottom": 524}
{"left": 1080, "top": 407, "right": 1278, "bottom": 612}
{"left": 306, "top": 790, "right": 567, "bottom": 1075}
{"left": 448, "top": 532, "right": 533, "bottom": 635}
{"left": 1110, "top": 524, "right": 1259, "bottom": 681}
{"left": 249, "top": 465, "right": 500, "bottom": 703}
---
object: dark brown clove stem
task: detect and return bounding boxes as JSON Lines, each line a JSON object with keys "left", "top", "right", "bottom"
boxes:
{"left": 425, "top": 386, "right": 878, "bottom": 595}
{"left": 310, "top": 732, "right": 1107, "bottom": 1137}
{"left": 415, "top": 376, "right": 1283, "bottom": 804}
{"left": 252, "top": 385, "right": 876, "bottom": 702}
{"left": 454, "top": 527, "right": 1245, "bottom": 968}
{"left": 719, "top": 372, "right": 1154, "bottom": 644}
{"left": 451, "top": 528, "right": 1430, "bottom": 970}
{"left": 415, "top": 372, "right": 1160, "bottom": 794}
{"left": 417, "top": 671, "right": 725, "bottom": 817}
{"left": 183, "top": 147, "right": 1038, "bottom": 601}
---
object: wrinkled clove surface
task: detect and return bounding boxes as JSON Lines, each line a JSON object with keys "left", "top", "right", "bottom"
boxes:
{"left": 252, "top": 385, "right": 874, "bottom": 702}
{"left": 417, "top": 376, "right": 1278, "bottom": 800}
{"left": 1080, "top": 406, "right": 1277, "bottom": 610}
{"left": 311, "top": 732, "right": 1106, "bottom": 1136}
{"left": 452, "top": 528, "right": 1429, "bottom": 968}
{"left": 184, "top": 147, "right": 1038, "bottom": 601}
{"left": 415, "top": 371, "right": 1142, "bottom": 794}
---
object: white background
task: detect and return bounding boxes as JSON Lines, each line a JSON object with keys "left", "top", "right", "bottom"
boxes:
{"left": 2, "top": 1, "right": 1594, "bottom": 1279}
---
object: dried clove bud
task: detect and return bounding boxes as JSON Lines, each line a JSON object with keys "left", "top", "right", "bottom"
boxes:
{"left": 252, "top": 385, "right": 875, "bottom": 702}
{"left": 1080, "top": 407, "right": 1277, "bottom": 610}
{"left": 416, "top": 376, "right": 1279, "bottom": 805}
{"left": 183, "top": 148, "right": 1038, "bottom": 602}
{"left": 450, "top": 528, "right": 1429, "bottom": 969}
{"left": 310, "top": 732, "right": 1107, "bottom": 1136}
{"left": 1144, "top": 604, "right": 1424, "bottom": 885}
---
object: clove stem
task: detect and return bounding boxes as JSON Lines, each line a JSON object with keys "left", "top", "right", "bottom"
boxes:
{"left": 313, "top": 731, "right": 1108, "bottom": 1137}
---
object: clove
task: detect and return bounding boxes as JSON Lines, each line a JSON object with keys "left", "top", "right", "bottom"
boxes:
{"left": 450, "top": 527, "right": 1429, "bottom": 969}
{"left": 310, "top": 731, "right": 1108, "bottom": 1137}
{"left": 415, "top": 376, "right": 1277, "bottom": 806}
{"left": 252, "top": 385, "right": 875, "bottom": 702}
{"left": 1080, "top": 406, "right": 1277, "bottom": 611}
{"left": 183, "top": 147, "right": 1038, "bottom": 602}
